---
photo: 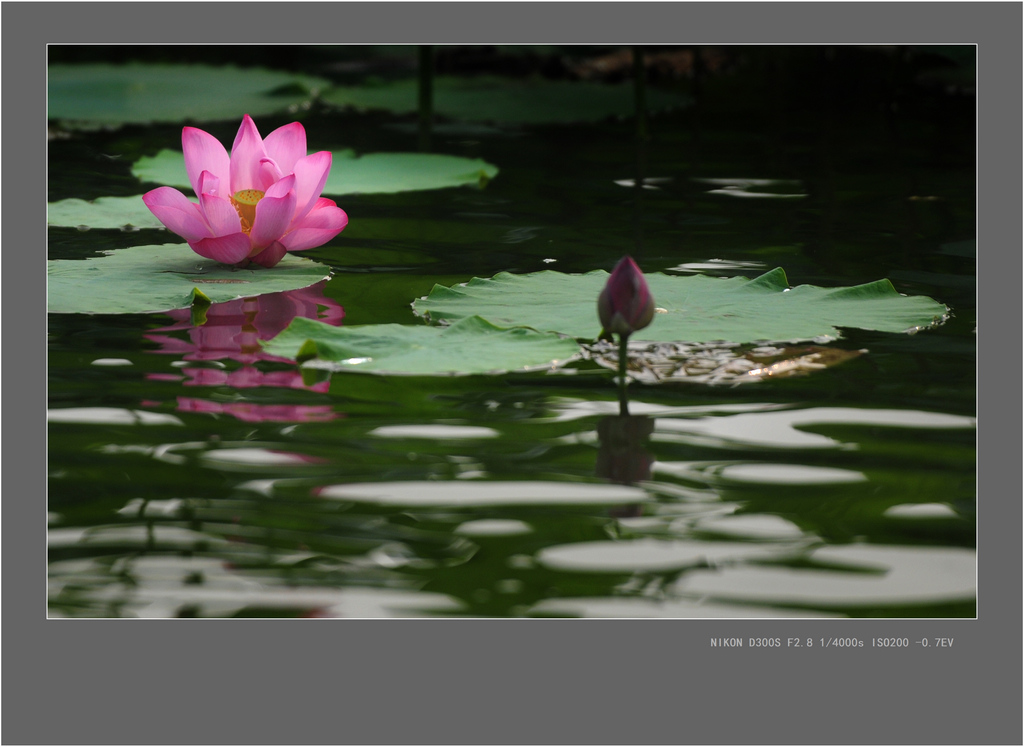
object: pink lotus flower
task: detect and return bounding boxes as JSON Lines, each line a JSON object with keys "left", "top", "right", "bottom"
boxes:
{"left": 142, "top": 114, "right": 348, "bottom": 269}
{"left": 597, "top": 256, "right": 655, "bottom": 338}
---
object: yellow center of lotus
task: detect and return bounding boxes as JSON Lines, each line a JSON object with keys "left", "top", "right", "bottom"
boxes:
{"left": 230, "top": 189, "right": 265, "bottom": 235}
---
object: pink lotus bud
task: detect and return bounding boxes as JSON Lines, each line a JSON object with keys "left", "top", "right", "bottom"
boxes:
{"left": 597, "top": 256, "right": 655, "bottom": 337}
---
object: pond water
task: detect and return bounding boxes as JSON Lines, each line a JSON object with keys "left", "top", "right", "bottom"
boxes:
{"left": 47, "top": 46, "right": 976, "bottom": 618}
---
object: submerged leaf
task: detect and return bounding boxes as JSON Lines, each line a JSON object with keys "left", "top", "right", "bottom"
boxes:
{"left": 322, "top": 75, "right": 690, "bottom": 124}
{"left": 414, "top": 268, "right": 949, "bottom": 344}
{"left": 133, "top": 149, "right": 498, "bottom": 196}
{"left": 47, "top": 63, "right": 329, "bottom": 127}
{"left": 263, "top": 315, "right": 581, "bottom": 376}
{"left": 47, "top": 244, "right": 331, "bottom": 315}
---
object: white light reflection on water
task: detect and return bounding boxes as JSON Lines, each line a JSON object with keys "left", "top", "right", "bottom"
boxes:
{"left": 548, "top": 398, "right": 787, "bottom": 423}
{"left": 455, "top": 519, "right": 533, "bottom": 537}
{"left": 117, "top": 498, "right": 185, "bottom": 518}
{"left": 694, "top": 514, "right": 807, "bottom": 540}
{"left": 369, "top": 425, "right": 500, "bottom": 439}
{"left": 652, "top": 406, "right": 976, "bottom": 450}
{"left": 613, "top": 176, "right": 674, "bottom": 190}
{"left": 668, "top": 258, "right": 767, "bottom": 274}
{"left": 714, "top": 463, "right": 867, "bottom": 484}
{"left": 47, "top": 407, "right": 183, "bottom": 426}
{"left": 657, "top": 461, "right": 858, "bottom": 492}
{"left": 551, "top": 400, "right": 975, "bottom": 451}
{"left": 50, "top": 552, "right": 463, "bottom": 618}
{"left": 675, "top": 544, "right": 975, "bottom": 607}
{"left": 319, "top": 480, "right": 648, "bottom": 507}
{"left": 201, "top": 448, "right": 326, "bottom": 468}
{"left": 48, "top": 524, "right": 228, "bottom": 550}
{"left": 529, "top": 597, "right": 841, "bottom": 619}
{"left": 884, "top": 503, "right": 960, "bottom": 519}
{"left": 693, "top": 177, "right": 806, "bottom": 199}
{"left": 536, "top": 537, "right": 808, "bottom": 573}
{"left": 705, "top": 188, "right": 806, "bottom": 199}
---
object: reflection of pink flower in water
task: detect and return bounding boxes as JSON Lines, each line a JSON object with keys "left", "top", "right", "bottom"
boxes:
{"left": 144, "top": 281, "right": 344, "bottom": 422}
{"left": 147, "top": 281, "right": 343, "bottom": 367}
{"left": 176, "top": 397, "right": 336, "bottom": 423}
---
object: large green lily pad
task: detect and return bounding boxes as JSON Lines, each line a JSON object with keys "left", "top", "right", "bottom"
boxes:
{"left": 48, "top": 244, "right": 331, "bottom": 315}
{"left": 133, "top": 149, "right": 498, "bottom": 196}
{"left": 322, "top": 75, "right": 690, "bottom": 124}
{"left": 47, "top": 63, "right": 330, "bottom": 127}
{"left": 413, "top": 268, "right": 949, "bottom": 344}
{"left": 263, "top": 315, "right": 580, "bottom": 376}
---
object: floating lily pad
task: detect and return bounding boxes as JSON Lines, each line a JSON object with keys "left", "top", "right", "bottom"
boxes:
{"left": 48, "top": 244, "right": 331, "bottom": 315}
{"left": 263, "top": 315, "right": 581, "bottom": 376}
{"left": 132, "top": 148, "right": 498, "bottom": 196}
{"left": 47, "top": 63, "right": 330, "bottom": 127}
{"left": 47, "top": 196, "right": 165, "bottom": 230}
{"left": 322, "top": 75, "right": 690, "bottom": 124}
{"left": 414, "top": 268, "right": 949, "bottom": 344}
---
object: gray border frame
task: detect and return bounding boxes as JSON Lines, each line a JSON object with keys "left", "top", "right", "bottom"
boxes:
{"left": 13, "top": 3, "right": 1020, "bottom": 744}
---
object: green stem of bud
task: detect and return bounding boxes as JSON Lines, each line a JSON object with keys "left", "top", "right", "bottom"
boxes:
{"left": 617, "top": 333, "right": 630, "bottom": 417}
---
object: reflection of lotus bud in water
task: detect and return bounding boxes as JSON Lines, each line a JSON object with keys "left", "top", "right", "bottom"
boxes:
{"left": 596, "top": 415, "right": 655, "bottom": 486}
{"left": 597, "top": 415, "right": 655, "bottom": 518}
{"left": 597, "top": 256, "right": 655, "bottom": 338}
